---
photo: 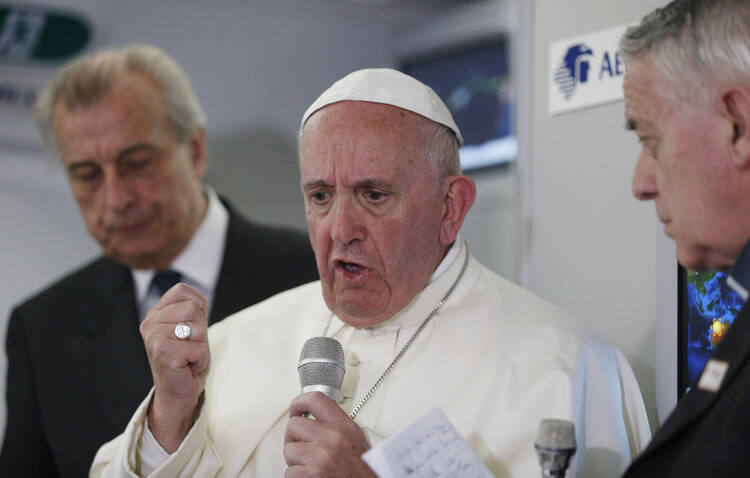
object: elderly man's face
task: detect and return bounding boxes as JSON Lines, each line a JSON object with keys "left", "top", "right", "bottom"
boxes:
{"left": 626, "top": 56, "right": 745, "bottom": 271}
{"left": 300, "top": 101, "right": 449, "bottom": 328}
{"left": 53, "top": 71, "right": 207, "bottom": 270}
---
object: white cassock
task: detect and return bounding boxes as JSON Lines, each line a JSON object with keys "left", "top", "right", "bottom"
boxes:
{"left": 91, "top": 240, "right": 651, "bottom": 477}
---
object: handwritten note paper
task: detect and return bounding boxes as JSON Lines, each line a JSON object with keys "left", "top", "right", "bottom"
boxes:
{"left": 361, "top": 408, "right": 494, "bottom": 478}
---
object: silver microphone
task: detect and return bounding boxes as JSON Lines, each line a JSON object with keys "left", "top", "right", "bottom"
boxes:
{"left": 297, "top": 336, "right": 345, "bottom": 403}
{"left": 534, "top": 418, "right": 576, "bottom": 477}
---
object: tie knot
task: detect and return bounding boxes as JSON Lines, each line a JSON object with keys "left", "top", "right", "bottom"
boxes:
{"left": 152, "top": 270, "right": 182, "bottom": 296}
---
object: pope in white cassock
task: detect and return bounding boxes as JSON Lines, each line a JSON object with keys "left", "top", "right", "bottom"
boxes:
{"left": 90, "top": 68, "right": 651, "bottom": 478}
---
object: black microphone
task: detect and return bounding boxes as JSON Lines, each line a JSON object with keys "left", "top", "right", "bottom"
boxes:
{"left": 534, "top": 418, "right": 576, "bottom": 477}
{"left": 297, "top": 336, "right": 345, "bottom": 403}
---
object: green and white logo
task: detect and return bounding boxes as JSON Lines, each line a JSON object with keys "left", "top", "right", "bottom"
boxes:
{"left": 0, "top": 3, "right": 91, "bottom": 63}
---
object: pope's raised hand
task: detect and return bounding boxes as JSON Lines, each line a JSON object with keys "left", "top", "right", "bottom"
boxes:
{"left": 139, "top": 283, "right": 210, "bottom": 452}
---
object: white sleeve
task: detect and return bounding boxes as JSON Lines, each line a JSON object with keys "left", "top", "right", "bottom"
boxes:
{"left": 89, "top": 389, "right": 223, "bottom": 478}
{"left": 140, "top": 417, "right": 170, "bottom": 477}
{"left": 570, "top": 339, "right": 652, "bottom": 478}
{"left": 615, "top": 348, "right": 653, "bottom": 455}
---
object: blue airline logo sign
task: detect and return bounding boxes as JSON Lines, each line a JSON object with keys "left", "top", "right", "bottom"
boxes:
{"left": 554, "top": 43, "right": 593, "bottom": 100}
{"left": 549, "top": 24, "right": 632, "bottom": 115}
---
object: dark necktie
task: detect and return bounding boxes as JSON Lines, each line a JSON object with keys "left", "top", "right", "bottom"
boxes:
{"left": 151, "top": 270, "right": 182, "bottom": 296}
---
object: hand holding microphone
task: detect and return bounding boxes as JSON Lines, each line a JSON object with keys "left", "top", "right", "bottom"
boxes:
{"left": 284, "top": 337, "right": 377, "bottom": 478}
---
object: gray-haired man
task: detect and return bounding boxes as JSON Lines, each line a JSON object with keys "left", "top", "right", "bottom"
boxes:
{"left": 621, "top": 1, "right": 750, "bottom": 475}
{"left": 0, "top": 44, "right": 318, "bottom": 477}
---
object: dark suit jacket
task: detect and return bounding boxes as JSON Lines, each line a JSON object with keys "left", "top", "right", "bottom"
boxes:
{"left": 0, "top": 207, "right": 319, "bottom": 478}
{"left": 623, "top": 302, "right": 750, "bottom": 477}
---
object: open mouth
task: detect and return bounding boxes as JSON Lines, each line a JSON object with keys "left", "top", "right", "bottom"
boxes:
{"left": 337, "top": 261, "right": 366, "bottom": 274}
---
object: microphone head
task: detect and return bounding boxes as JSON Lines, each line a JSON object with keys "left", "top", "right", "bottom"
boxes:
{"left": 298, "top": 336, "right": 345, "bottom": 402}
{"left": 534, "top": 419, "right": 576, "bottom": 477}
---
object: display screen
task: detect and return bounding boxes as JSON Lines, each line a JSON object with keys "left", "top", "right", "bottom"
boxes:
{"left": 401, "top": 36, "right": 514, "bottom": 171}
{"left": 679, "top": 267, "right": 742, "bottom": 394}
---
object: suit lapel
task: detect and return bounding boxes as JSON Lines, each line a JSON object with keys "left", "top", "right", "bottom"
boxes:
{"left": 210, "top": 199, "right": 319, "bottom": 325}
{"left": 66, "top": 262, "right": 152, "bottom": 432}
{"left": 66, "top": 207, "right": 257, "bottom": 433}
{"left": 210, "top": 208, "right": 260, "bottom": 324}
{"left": 637, "top": 303, "right": 750, "bottom": 459}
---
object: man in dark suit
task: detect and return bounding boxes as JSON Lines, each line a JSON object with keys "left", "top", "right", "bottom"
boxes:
{"left": 0, "top": 44, "right": 318, "bottom": 477}
{"left": 621, "top": 1, "right": 750, "bottom": 475}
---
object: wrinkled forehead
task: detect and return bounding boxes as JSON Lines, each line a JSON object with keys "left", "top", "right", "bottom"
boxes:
{"left": 299, "top": 101, "right": 434, "bottom": 178}
{"left": 300, "top": 101, "right": 435, "bottom": 158}
{"left": 623, "top": 55, "right": 676, "bottom": 127}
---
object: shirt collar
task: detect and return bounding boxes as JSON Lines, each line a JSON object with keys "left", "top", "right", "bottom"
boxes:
{"left": 727, "top": 238, "right": 750, "bottom": 302}
{"left": 430, "top": 237, "right": 460, "bottom": 281}
{"left": 132, "top": 187, "right": 229, "bottom": 303}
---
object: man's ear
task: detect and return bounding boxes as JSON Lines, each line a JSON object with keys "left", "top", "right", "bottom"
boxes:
{"left": 189, "top": 127, "right": 208, "bottom": 178}
{"left": 439, "top": 175, "right": 477, "bottom": 246}
{"left": 722, "top": 87, "right": 750, "bottom": 169}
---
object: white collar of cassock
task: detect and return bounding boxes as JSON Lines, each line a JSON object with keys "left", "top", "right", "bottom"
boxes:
{"left": 131, "top": 186, "right": 229, "bottom": 303}
{"left": 327, "top": 236, "right": 466, "bottom": 337}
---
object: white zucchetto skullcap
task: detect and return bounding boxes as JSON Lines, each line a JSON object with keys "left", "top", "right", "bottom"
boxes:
{"left": 301, "top": 68, "right": 463, "bottom": 147}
